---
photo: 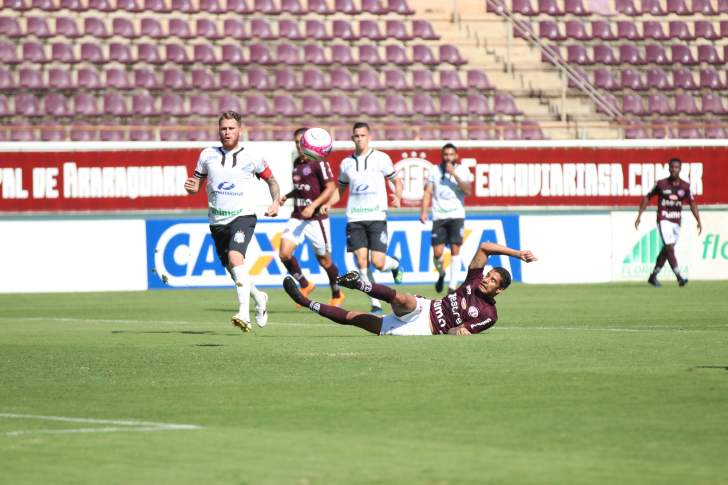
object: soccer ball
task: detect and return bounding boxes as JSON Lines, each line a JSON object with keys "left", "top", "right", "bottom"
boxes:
{"left": 300, "top": 127, "right": 333, "bottom": 161}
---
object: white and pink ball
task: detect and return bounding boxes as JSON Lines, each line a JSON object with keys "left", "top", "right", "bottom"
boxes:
{"left": 300, "top": 127, "right": 333, "bottom": 161}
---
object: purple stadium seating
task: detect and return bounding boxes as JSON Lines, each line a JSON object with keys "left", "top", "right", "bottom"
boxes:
{"left": 565, "top": 20, "right": 590, "bottom": 40}
{"left": 161, "top": 93, "right": 185, "bottom": 116}
{"left": 593, "top": 44, "right": 618, "bottom": 65}
{"left": 255, "top": 0, "right": 281, "bottom": 15}
{"left": 277, "top": 43, "right": 302, "bottom": 65}
{"left": 249, "top": 44, "right": 275, "bottom": 65}
{"left": 512, "top": 0, "right": 538, "bottom": 15}
{"left": 82, "top": 43, "right": 105, "bottom": 64}
{"left": 615, "top": 0, "right": 638, "bottom": 15}
{"left": 643, "top": 20, "right": 668, "bottom": 40}
{"left": 496, "top": 121, "right": 520, "bottom": 140}
{"left": 52, "top": 42, "right": 77, "bottom": 63}
{"left": 695, "top": 20, "right": 719, "bottom": 40}
{"left": 384, "top": 126, "right": 413, "bottom": 140}
{"left": 330, "top": 95, "right": 355, "bottom": 116}
{"left": 219, "top": 69, "right": 246, "bottom": 91}
{"left": 138, "top": 43, "right": 163, "bottom": 64}
{"left": 648, "top": 94, "right": 673, "bottom": 114}
{"left": 31, "top": 0, "right": 57, "bottom": 9}
{"left": 361, "top": 0, "right": 388, "bottom": 14}
{"left": 330, "top": 67, "right": 355, "bottom": 90}
{"left": 671, "top": 45, "right": 697, "bottom": 65}
{"left": 699, "top": 68, "right": 724, "bottom": 90}
{"left": 192, "top": 68, "right": 216, "bottom": 90}
{"left": 84, "top": 18, "right": 109, "bottom": 38}
{"left": 308, "top": 0, "right": 334, "bottom": 14}
{"left": 162, "top": 68, "right": 188, "bottom": 90}
{"left": 23, "top": 41, "right": 47, "bottom": 63}
{"left": 360, "top": 20, "right": 385, "bottom": 41}
{"left": 412, "top": 20, "right": 440, "bottom": 41}
{"left": 72, "top": 96, "right": 98, "bottom": 117}
{"left": 61, "top": 0, "right": 86, "bottom": 11}
{"left": 306, "top": 20, "right": 332, "bottom": 40}
{"left": 698, "top": 45, "right": 722, "bottom": 65}
{"left": 165, "top": 43, "right": 191, "bottom": 64}
{"left": 677, "top": 119, "right": 702, "bottom": 138}
{"left": 196, "top": 19, "right": 222, "bottom": 39}
{"left": 274, "top": 68, "right": 299, "bottom": 90}
{"left": 494, "top": 92, "right": 523, "bottom": 115}
{"left": 335, "top": 0, "right": 361, "bottom": 14}
{"left": 145, "top": 0, "right": 170, "bottom": 12}
{"left": 693, "top": 0, "right": 717, "bottom": 13}
{"left": 568, "top": 45, "right": 593, "bottom": 64}
{"left": 669, "top": 20, "right": 694, "bottom": 40}
{"left": 333, "top": 19, "right": 357, "bottom": 40}
{"left": 619, "top": 44, "right": 645, "bottom": 65}
{"left": 247, "top": 67, "right": 274, "bottom": 90}
{"left": 0, "top": 16, "right": 22, "bottom": 37}
{"left": 227, "top": 0, "right": 253, "bottom": 13}
{"left": 386, "top": 45, "right": 411, "bottom": 65}
{"left": 117, "top": 0, "right": 143, "bottom": 10}
{"left": 564, "top": 0, "right": 589, "bottom": 15}
{"left": 385, "top": 94, "right": 411, "bottom": 115}
{"left": 134, "top": 68, "right": 161, "bottom": 89}
{"left": 222, "top": 44, "right": 246, "bottom": 64}
{"left": 141, "top": 18, "right": 164, "bottom": 39}
{"left": 12, "top": 129, "right": 36, "bottom": 142}
{"left": 27, "top": 17, "right": 52, "bottom": 37}
{"left": 594, "top": 68, "right": 619, "bottom": 90}
{"left": 705, "top": 120, "right": 727, "bottom": 139}
{"left": 466, "top": 93, "right": 492, "bottom": 115}
{"left": 129, "top": 123, "right": 156, "bottom": 142}
{"left": 591, "top": 20, "right": 616, "bottom": 40}
{"left": 331, "top": 44, "right": 356, "bottom": 65}
{"left": 189, "top": 95, "right": 216, "bottom": 116}
{"left": 384, "top": 68, "right": 408, "bottom": 90}
{"left": 357, "top": 68, "right": 382, "bottom": 90}
{"left": 0, "top": 95, "right": 10, "bottom": 116}
{"left": 218, "top": 95, "right": 242, "bottom": 113}
{"left": 304, "top": 44, "right": 330, "bottom": 65}
{"left": 418, "top": 125, "right": 438, "bottom": 140}
{"left": 538, "top": 0, "right": 563, "bottom": 14}
{"left": 674, "top": 93, "right": 699, "bottom": 114}
{"left": 279, "top": 19, "right": 305, "bottom": 40}
{"left": 19, "top": 68, "right": 43, "bottom": 89}
{"left": 666, "top": 0, "right": 690, "bottom": 14}
{"left": 640, "top": 0, "right": 665, "bottom": 14}
{"left": 413, "top": 45, "right": 438, "bottom": 65}
{"left": 467, "top": 70, "right": 494, "bottom": 90}
{"left": 41, "top": 127, "right": 67, "bottom": 142}
{"left": 103, "top": 93, "right": 128, "bottom": 116}
{"left": 131, "top": 93, "right": 156, "bottom": 116}
{"left": 173, "top": 0, "right": 197, "bottom": 11}
{"left": 617, "top": 20, "right": 641, "bottom": 40}
{"left": 77, "top": 68, "right": 102, "bottom": 89}
{"left": 194, "top": 44, "right": 219, "bottom": 64}
{"left": 567, "top": 66, "right": 588, "bottom": 88}
{"left": 645, "top": 44, "right": 669, "bottom": 65}
{"left": 251, "top": 19, "right": 275, "bottom": 40}
{"left": 622, "top": 94, "right": 645, "bottom": 115}
{"left": 0, "top": 68, "right": 14, "bottom": 89}
{"left": 44, "top": 94, "right": 70, "bottom": 116}
{"left": 303, "top": 68, "right": 328, "bottom": 90}
{"left": 541, "top": 44, "right": 562, "bottom": 64}
{"left": 650, "top": 119, "right": 675, "bottom": 139}
{"left": 440, "top": 45, "right": 466, "bottom": 65}
{"left": 440, "top": 122, "right": 462, "bottom": 140}
{"left": 522, "top": 120, "right": 545, "bottom": 140}
{"left": 672, "top": 68, "right": 699, "bottom": 90}
{"left": 440, "top": 94, "right": 464, "bottom": 116}
{"left": 412, "top": 69, "right": 437, "bottom": 90}
{"left": 223, "top": 19, "right": 248, "bottom": 40}
{"left": 359, "top": 45, "right": 384, "bottom": 65}
{"left": 412, "top": 94, "right": 437, "bottom": 116}
{"left": 281, "top": 0, "right": 304, "bottom": 14}
{"left": 646, "top": 68, "right": 671, "bottom": 90}
{"left": 70, "top": 123, "right": 97, "bottom": 141}
{"left": 113, "top": 18, "right": 137, "bottom": 38}
{"left": 387, "top": 20, "right": 413, "bottom": 41}
{"left": 440, "top": 70, "right": 464, "bottom": 90}
{"left": 623, "top": 120, "right": 648, "bottom": 139}
{"left": 357, "top": 94, "right": 384, "bottom": 116}
{"left": 200, "top": 0, "right": 223, "bottom": 12}
{"left": 702, "top": 93, "right": 726, "bottom": 114}
{"left": 106, "top": 68, "right": 132, "bottom": 89}
{"left": 540, "top": 20, "right": 565, "bottom": 40}
{"left": 468, "top": 122, "right": 495, "bottom": 140}
{"left": 388, "top": 0, "right": 414, "bottom": 14}
{"left": 302, "top": 95, "right": 326, "bottom": 116}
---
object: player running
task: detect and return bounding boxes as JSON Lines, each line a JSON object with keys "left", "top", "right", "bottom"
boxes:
{"left": 284, "top": 241, "right": 537, "bottom": 336}
{"left": 278, "top": 128, "right": 344, "bottom": 307}
{"left": 338, "top": 122, "right": 404, "bottom": 314}
{"left": 635, "top": 157, "right": 702, "bottom": 287}
{"left": 184, "top": 111, "right": 280, "bottom": 332}
{"left": 420, "top": 143, "right": 473, "bottom": 293}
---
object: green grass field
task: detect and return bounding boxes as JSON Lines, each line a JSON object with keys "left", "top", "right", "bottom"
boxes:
{"left": 1, "top": 281, "right": 727, "bottom": 484}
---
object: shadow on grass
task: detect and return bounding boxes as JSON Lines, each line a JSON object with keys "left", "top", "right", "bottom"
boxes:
{"left": 194, "top": 344, "right": 224, "bottom": 347}
{"left": 692, "top": 366, "right": 728, "bottom": 371}
{"left": 111, "top": 330, "right": 241, "bottom": 337}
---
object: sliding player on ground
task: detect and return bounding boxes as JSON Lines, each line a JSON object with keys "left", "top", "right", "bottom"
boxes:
{"left": 284, "top": 242, "right": 537, "bottom": 336}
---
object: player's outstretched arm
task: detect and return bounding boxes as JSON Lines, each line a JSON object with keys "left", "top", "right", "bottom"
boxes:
{"left": 468, "top": 242, "right": 537, "bottom": 270}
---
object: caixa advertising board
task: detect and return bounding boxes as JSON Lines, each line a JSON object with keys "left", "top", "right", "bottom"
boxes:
{"left": 145, "top": 214, "right": 521, "bottom": 289}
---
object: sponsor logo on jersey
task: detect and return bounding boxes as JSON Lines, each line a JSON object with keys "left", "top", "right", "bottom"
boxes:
{"left": 218, "top": 182, "right": 235, "bottom": 191}
{"left": 468, "top": 306, "right": 479, "bottom": 318}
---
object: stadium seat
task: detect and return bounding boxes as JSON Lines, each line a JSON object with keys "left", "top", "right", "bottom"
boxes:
{"left": 190, "top": 94, "right": 216, "bottom": 116}
{"left": 666, "top": 0, "right": 690, "bottom": 14}
{"left": 0, "top": 68, "right": 14, "bottom": 89}
{"left": 439, "top": 45, "right": 466, "bottom": 65}
{"left": 673, "top": 68, "right": 699, "bottom": 90}
{"left": 247, "top": 67, "right": 274, "bottom": 90}
{"left": 646, "top": 68, "right": 671, "bottom": 90}
{"left": 413, "top": 45, "right": 438, "bottom": 65}
{"left": 0, "top": 95, "right": 10, "bottom": 116}
{"left": 361, "top": 0, "right": 388, "bottom": 14}
{"left": 249, "top": 44, "right": 275, "bottom": 65}
{"left": 277, "top": 43, "right": 302, "bottom": 65}
{"left": 564, "top": 0, "right": 589, "bottom": 15}
{"left": 145, "top": 0, "right": 170, "bottom": 12}
{"left": 79, "top": 44, "right": 103, "bottom": 64}
{"left": 693, "top": 0, "right": 717, "bottom": 14}
{"left": 134, "top": 68, "right": 161, "bottom": 89}
{"left": 302, "top": 95, "right": 326, "bottom": 116}
{"left": 594, "top": 68, "right": 619, "bottom": 90}
{"left": 138, "top": 43, "right": 163, "bottom": 64}
{"left": 620, "top": 44, "right": 645, "bottom": 64}
{"left": 84, "top": 18, "right": 109, "bottom": 38}
{"left": 704, "top": 119, "right": 727, "bottom": 138}
{"left": 540, "top": 20, "right": 565, "bottom": 40}
{"left": 622, "top": 94, "right": 645, "bottom": 115}
{"left": 128, "top": 94, "right": 154, "bottom": 117}
{"left": 568, "top": 44, "right": 593, "bottom": 64}
{"left": 645, "top": 44, "right": 669, "bottom": 65}
{"left": 593, "top": 44, "right": 618, "bottom": 65}
{"left": 468, "top": 122, "right": 495, "bottom": 140}
{"left": 44, "top": 93, "right": 70, "bottom": 116}
{"left": 194, "top": 44, "right": 219, "bottom": 64}
{"left": 567, "top": 67, "right": 588, "bottom": 89}
{"left": 305, "top": 20, "right": 332, "bottom": 41}
{"left": 308, "top": 0, "right": 334, "bottom": 13}
{"left": 386, "top": 20, "right": 413, "bottom": 41}
{"left": 591, "top": 20, "right": 616, "bottom": 40}
{"left": 412, "top": 94, "right": 437, "bottom": 116}
{"left": 698, "top": 45, "right": 722, "bottom": 65}
{"left": 163, "top": 68, "right": 189, "bottom": 90}
{"left": 191, "top": 69, "right": 216, "bottom": 90}
{"left": 77, "top": 68, "right": 102, "bottom": 89}
{"left": 615, "top": 0, "right": 638, "bottom": 14}
{"left": 699, "top": 68, "right": 724, "bottom": 90}
{"left": 384, "top": 126, "right": 413, "bottom": 140}
{"left": 466, "top": 93, "right": 492, "bottom": 115}
{"left": 565, "top": 20, "right": 590, "bottom": 40}
{"left": 165, "top": 44, "right": 191, "bottom": 64}
{"left": 100, "top": 127, "right": 126, "bottom": 142}
{"left": 676, "top": 119, "right": 701, "bottom": 138}
{"left": 411, "top": 20, "right": 440, "bottom": 40}
{"left": 335, "top": 0, "right": 361, "bottom": 14}
{"left": 218, "top": 94, "right": 242, "bottom": 113}
{"left": 357, "top": 94, "right": 384, "bottom": 116}
{"left": 384, "top": 68, "right": 408, "bottom": 90}
{"left": 669, "top": 20, "right": 694, "bottom": 40}
{"left": 219, "top": 69, "right": 246, "bottom": 91}
{"left": 521, "top": 120, "right": 546, "bottom": 140}
{"left": 650, "top": 119, "right": 675, "bottom": 139}
{"left": 330, "top": 95, "right": 355, "bottom": 116}
{"left": 623, "top": 120, "right": 648, "bottom": 139}
{"left": 200, "top": 0, "right": 223, "bottom": 12}
{"left": 617, "top": 20, "right": 641, "bottom": 40}
{"left": 384, "top": 94, "right": 411, "bottom": 116}
{"left": 255, "top": 0, "right": 281, "bottom": 15}
{"left": 440, "top": 70, "right": 464, "bottom": 91}
{"left": 388, "top": 0, "right": 414, "bottom": 14}
{"left": 161, "top": 93, "right": 185, "bottom": 116}
{"left": 702, "top": 93, "right": 726, "bottom": 114}
{"left": 640, "top": 0, "right": 665, "bottom": 14}
{"left": 223, "top": 19, "right": 249, "bottom": 40}
{"left": 440, "top": 122, "right": 463, "bottom": 140}
{"left": 26, "top": 17, "right": 52, "bottom": 38}
{"left": 359, "top": 45, "right": 384, "bottom": 65}
{"left": 643, "top": 20, "right": 668, "bottom": 40}
{"left": 31, "top": 0, "right": 57, "bottom": 9}
{"left": 22, "top": 41, "right": 47, "bottom": 63}
{"left": 357, "top": 68, "right": 382, "bottom": 90}
{"left": 671, "top": 45, "right": 697, "bottom": 65}
{"left": 172, "top": 0, "right": 198, "bottom": 12}
{"left": 0, "top": 16, "right": 22, "bottom": 37}
{"left": 495, "top": 121, "right": 519, "bottom": 140}
{"left": 103, "top": 93, "right": 128, "bottom": 116}
{"left": 52, "top": 42, "right": 77, "bottom": 63}
{"left": 360, "top": 20, "right": 385, "bottom": 41}
{"left": 512, "top": 0, "right": 538, "bottom": 15}
{"left": 117, "top": 0, "right": 144, "bottom": 10}
{"left": 41, "top": 127, "right": 67, "bottom": 142}
{"left": 19, "top": 68, "right": 43, "bottom": 89}
{"left": 467, "top": 70, "right": 494, "bottom": 90}
{"left": 12, "top": 129, "right": 36, "bottom": 141}
{"left": 538, "top": 0, "right": 563, "bottom": 15}
{"left": 279, "top": 19, "right": 305, "bottom": 40}
{"left": 413, "top": 69, "right": 438, "bottom": 90}
{"left": 222, "top": 44, "right": 246, "bottom": 64}
{"left": 251, "top": 19, "right": 276, "bottom": 40}
{"left": 302, "top": 68, "right": 328, "bottom": 90}
{"left": 304, "top": 44, "right": 330, "bottom": 65}
{"left": 674, "top": 93, "right": 699, "bottom": 115}
{"left": 226, "top": 0, "right": 253, "bottom": 13}
{"left": 494, "top": 92, "right": 523, "bottom": 115}
{"left": 281, "top": 0, "right": 305, "bottom": 14}
{"left": 113, "top": 18, "right": 138, "bottom": 38}
{"left": 140, "top": 18, "right": 164, "bottom": 39}
{"left": 418, "top": 125, "right": 439, "bottom": 140}
{"left": 386, "top": 45, "right": 411, "bottom": 65}
{"left": 70, "top": 123, "right": 97, "bottom": 141}
{"left": 274, "top": 68, "right": 299, "bottom": 90}
{"left": 106, "top": 68, "right": 133, "bottom": 89}
{"left": 647, "top": 93, "right": 673, "bottom": 115}
{"left": 196, "top": 19, "right": 221, "bottom": 40}
{"left": 129, "top": 123, "right": 157, "bottom": 142}
{"left": 695, "top": 20, "right": 719, "bottom": 40}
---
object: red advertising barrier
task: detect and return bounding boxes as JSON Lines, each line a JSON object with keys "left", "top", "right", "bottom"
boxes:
{"left": 1, "top": 144, "right": 727, "bottom": 212}
{"left": 328, "top": 145, "right": 728, "bottom": 207}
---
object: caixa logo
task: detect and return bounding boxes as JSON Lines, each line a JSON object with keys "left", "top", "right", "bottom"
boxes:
{"left": 393, "top": 152, "right": 433, "bottom": 206}
{"left": 146, "top": 221, "right": 231, "bottom": 288}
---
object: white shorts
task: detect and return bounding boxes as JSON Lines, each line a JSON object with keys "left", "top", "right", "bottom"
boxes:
{"left": 380, "top": 297, "right": 434, "bottom": 336}
{"left": 658, "top": 220, "right": 681, "bottom": 246}
{"left": 281, "top": 217, "right": 331, "bottom": 256}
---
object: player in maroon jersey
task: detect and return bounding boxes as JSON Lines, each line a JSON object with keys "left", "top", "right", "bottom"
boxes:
{"left": 635, "top": 157, "right": 702, "bottom": 287}
{"left": 283, "top": 242, "right": 537, "bottom": 336}
{"left": 278, "top": 128, "right": 344, "bottom": 307}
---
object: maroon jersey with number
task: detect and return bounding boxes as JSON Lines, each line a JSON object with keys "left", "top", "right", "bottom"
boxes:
{"left": 647, "top": 178, "right": 692, "bottom": 225}
{"left": 429, "top": 267, "right": 498, "bottom": 335}
{"left": 291, "top": 156, "right": 334, "bottom": 221}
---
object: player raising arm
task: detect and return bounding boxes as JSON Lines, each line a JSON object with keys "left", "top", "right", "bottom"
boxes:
{"left": 283, "top": 241, "right": 537, "bottom": 336}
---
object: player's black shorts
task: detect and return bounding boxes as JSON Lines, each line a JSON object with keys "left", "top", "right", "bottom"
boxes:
{"left": 346, "top": 220, "right": 388, "bottom": 253}
{"left": 210, "top": 215, "right": 257, "bottom": 267}
{"left": 431, "top": 218, "right": 465, "bottom": 246}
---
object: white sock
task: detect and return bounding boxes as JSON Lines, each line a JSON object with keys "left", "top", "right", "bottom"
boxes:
{"left": 449, "top": 255, "right": 461, "bottom": 290}
{"left": 231, "top": 265, "right": 251, "bottom": 318}
{"left": 359, "top": 268, "right": 381, "bottom": 308}
{"left": 381, "top": 255, "right": 399, "bottom": 272}
{"left": 433, "top": 255, "right": 444, "bottom": 276}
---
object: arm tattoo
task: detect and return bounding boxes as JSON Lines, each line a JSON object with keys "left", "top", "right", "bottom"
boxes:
{"left": 265, "top": 175, "right": 280, "bottom": 200}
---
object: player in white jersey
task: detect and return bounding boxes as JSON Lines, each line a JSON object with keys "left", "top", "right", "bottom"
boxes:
{"left": 337, "top": 122, "right": 404, "bottom": 314}
{"left": 183, "top": 111, "right": 281, "bottom": 332}
{"left": 420, "top": 143, "right": 473, "bottom": 293}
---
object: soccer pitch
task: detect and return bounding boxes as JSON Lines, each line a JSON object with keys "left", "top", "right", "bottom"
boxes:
{"left": 1, "top": 282, "right": 727, "bottom": 484}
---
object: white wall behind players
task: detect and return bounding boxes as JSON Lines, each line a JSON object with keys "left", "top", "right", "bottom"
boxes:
{"left": 0, "top": 220, "right": 147, "bottom": 293}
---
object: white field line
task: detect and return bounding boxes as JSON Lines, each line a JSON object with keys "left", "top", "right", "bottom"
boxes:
{"left": 0, "top": 413, "right": 202, "bottom": 437}
{"left": 0, "top": 316, "right": 725, "bottom": 333}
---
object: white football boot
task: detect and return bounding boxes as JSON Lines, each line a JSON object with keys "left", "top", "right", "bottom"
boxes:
{"left": 254, "top": 291, "right": 269, "bottom": 327}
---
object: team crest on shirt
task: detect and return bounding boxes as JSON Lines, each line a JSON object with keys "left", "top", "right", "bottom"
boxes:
{"left": 677, "top": 190, "right": 685, "bottom": 197}
{"left": 468, "top": 306, "right": 479, "bottom": 318}
{"left": 380, "top": 232, "right": 387, "bottom": 244}
{"left": 233, "top": 231, "right": 246, "bottom": 243}
{"left": 302, "top": 166, "right": 312, "bottom": 176}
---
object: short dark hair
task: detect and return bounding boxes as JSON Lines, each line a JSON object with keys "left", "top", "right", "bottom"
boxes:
{"left": 218, "top": 111, "right": 242, "bottom": 126}
{"left": 352, "top": 121, "right": 370, "bottom": 133}
{"left": 442, "top": 143, "right": 457, "bottom": 152}
{"left": 493, "top": 267, "right": 512, "bottom": 290}
{"left": 668, "top": 157, "right": 682, "bottom": 166}
{"left": 294, "top": 127, "right": 308, "bottom": 138}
